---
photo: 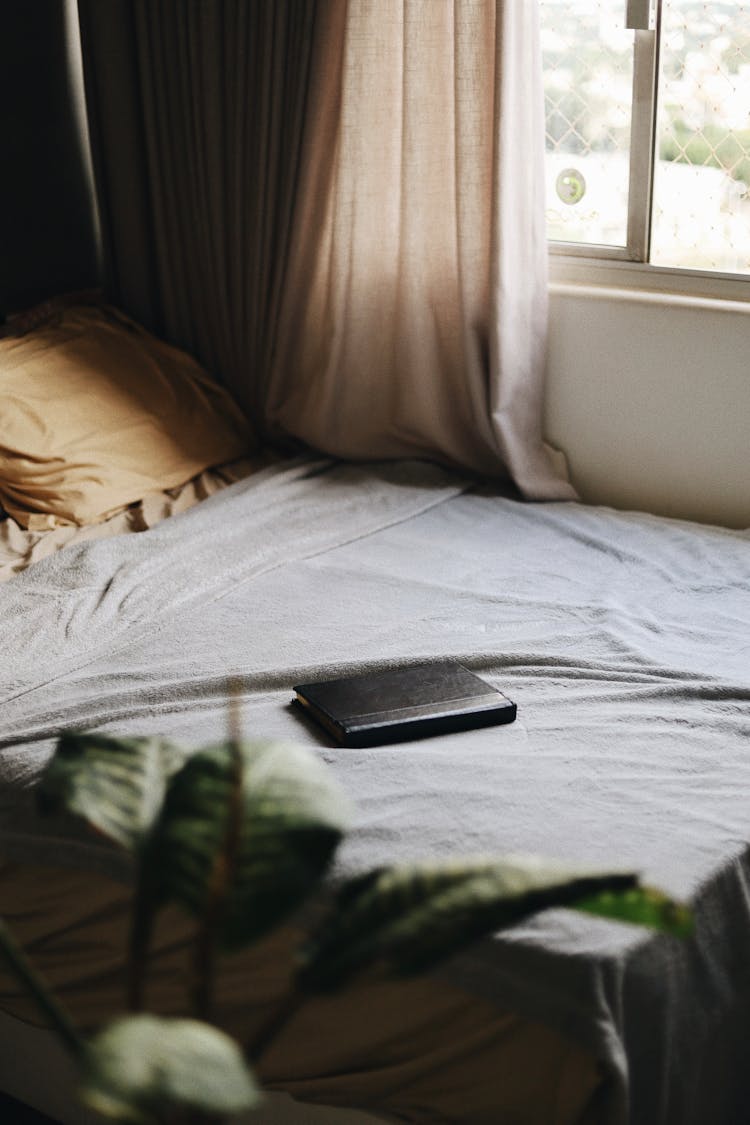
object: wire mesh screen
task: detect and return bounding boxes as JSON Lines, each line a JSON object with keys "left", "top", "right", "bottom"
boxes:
{"left": 541, "top": 1, "right": 635, "bottom": 248}
{"left": 652, "top": 1, "right": 750, "bottom": 273}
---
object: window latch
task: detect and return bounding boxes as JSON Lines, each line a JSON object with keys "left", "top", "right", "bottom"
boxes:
{"left": 625, "top": 0, "right": 656, "bottom": 30}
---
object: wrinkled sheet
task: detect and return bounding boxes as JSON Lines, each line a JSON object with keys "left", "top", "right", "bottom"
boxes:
{"left": 1, "top": 455, "right": 750, "bottom": 1125}
{"left": 0, "top": 456, "right": 267, "bottom": 582}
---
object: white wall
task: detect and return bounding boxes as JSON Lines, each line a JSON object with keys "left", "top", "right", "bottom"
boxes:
{"left": 544, "top": 285, "right": 750, "bottom": 529}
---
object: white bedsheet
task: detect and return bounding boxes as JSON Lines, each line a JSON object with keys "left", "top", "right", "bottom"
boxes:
{"left": 1, "top": 455, "right": 750, "bottom": 1124}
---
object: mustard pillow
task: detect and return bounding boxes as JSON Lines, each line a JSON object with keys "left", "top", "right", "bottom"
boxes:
{"left": 0, "top": 304, "right": 251, "bottom": 529}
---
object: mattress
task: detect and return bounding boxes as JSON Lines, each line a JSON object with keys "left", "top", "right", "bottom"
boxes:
{"left": 1, "top": 454, "right": 750, "bottom": 1124}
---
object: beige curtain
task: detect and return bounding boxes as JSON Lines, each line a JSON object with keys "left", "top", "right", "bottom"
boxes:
{"left": 267, "top": 0, "right": 575, "bottom": 498}
{"left": 79, "top": 0, "right": 573, "bottom": 498}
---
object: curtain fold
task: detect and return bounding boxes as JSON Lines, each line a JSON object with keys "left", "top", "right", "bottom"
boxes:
{"left": 266, "top": 0, "right": 574, "bottom": 496}
{"left": 77, "top": 0, "right": 318, "bottom": 435}
{"left": 77, "top": 0, "right": 574, "bottom": 498}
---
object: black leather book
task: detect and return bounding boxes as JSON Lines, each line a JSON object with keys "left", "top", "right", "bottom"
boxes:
{"left": 292, "top": 661, "right": 516, "bottom": 747}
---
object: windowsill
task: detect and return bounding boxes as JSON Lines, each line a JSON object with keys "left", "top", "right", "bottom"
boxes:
{"left": 549, "top": 253, "right": 750, "bottom": 310}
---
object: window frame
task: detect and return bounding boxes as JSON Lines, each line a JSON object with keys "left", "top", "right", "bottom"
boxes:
{"left": 547, "top": 0, "right": 750, "bottom": 301}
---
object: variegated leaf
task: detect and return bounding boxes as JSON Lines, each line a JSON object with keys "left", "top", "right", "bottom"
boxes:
{"left": 36, "top": 733, "right": 186, "bottom": 852}
{"left": 149, "top": 739, "right": 352, "bottom": 949}
{"left": 80, "top": 1014, "right": 260, "bottom": 1124}
{"left": 298, "top": 856, "right": 690, "bottom": 990}
{"left": 573, "top": 885, "right": 693, "bottom": 937}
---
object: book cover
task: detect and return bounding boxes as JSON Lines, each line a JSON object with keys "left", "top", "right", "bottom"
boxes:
{"left": 292, "top": 661, "right": 516, "bottom": 747}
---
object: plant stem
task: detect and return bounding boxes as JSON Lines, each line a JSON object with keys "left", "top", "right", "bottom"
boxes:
{"left": 191, "top": 684, "right": 245, "bottom": 1021}
{"left": 190, "top": 918, "right": 216, "bottom": 1023}
{"left": 0, "top": 918, "right": 84, "bottom": 1058}
{"left": 246, "top": 987, "right": 306, "bottom": 1065}
{"left": 128, "top": 868, "right": 158, "bottom": 1011}
{"left": 248, "top": 958, "right": 383, "bottom": 1066}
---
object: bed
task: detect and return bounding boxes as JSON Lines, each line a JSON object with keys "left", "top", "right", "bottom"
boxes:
{"left": 2, "top": 306, "right": 750, "bottom": 1125}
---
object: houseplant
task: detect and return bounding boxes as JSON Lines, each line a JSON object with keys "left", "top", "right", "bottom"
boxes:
{"left": 0, "top": 704, "right": 691, "bottom": 1124}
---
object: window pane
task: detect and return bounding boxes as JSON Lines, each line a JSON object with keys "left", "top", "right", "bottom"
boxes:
{"left": 652, "top": 1, "right": 750, "bottom": 273}
{"left": 541, "top": 1, "right": 635, "bottom": 248}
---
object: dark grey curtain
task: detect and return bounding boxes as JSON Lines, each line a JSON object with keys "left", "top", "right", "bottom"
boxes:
{"left": 1, "top": 0, "right": 99, "bottom": 314}
{"left": 77, "top": 0, "right": 319, "bottom": 435}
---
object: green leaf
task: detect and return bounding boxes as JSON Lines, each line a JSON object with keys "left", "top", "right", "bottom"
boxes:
{"left": 36, "top": 732, "right": 185, "bottom": 853}
{"left": 148, "top": 739, "right": 352, "bottom": 949}
{"left": 298, "top": 856, "right": 689, "bottom": 991}
{"left": 572, "top": 885, "right": 694, "bottom": 938}
{"left": 80, "top": 1014, "right": 260, "bottom": 1124}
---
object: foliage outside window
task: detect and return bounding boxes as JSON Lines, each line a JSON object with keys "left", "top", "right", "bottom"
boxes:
{"left": 542, "top": 0, "right": 750, "bottom": 277}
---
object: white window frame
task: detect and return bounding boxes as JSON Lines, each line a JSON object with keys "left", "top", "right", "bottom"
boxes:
{"left": 548, "top": 1, "right": 750, "bottom": 304}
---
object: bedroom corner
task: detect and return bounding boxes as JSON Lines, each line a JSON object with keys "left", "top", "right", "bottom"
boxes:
{"left": 2, "top": 2, "right": 750, "bottom": 1125}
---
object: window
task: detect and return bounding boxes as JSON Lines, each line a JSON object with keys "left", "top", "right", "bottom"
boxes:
{"left": 541, "top": 0, "right": 750, "bottom": 278}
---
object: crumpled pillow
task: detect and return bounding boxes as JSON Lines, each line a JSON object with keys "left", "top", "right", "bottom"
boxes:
{"left": 0, "top": 302, "right": 251, "bottom": 529}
